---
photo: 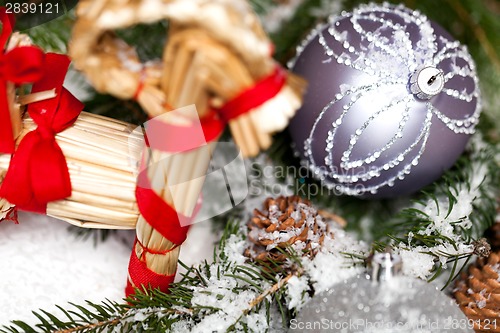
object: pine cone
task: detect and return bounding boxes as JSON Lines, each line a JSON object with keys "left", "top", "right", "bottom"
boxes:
{"left": 454, "top": 252, "right": 500, "bottom": 332}
{"left": 245, "top": 196, "right": 329, "bottom": 272}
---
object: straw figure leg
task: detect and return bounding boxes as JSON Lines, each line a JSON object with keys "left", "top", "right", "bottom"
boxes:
{"left": 127, "top": 29, "right": 221, "bottom": 294}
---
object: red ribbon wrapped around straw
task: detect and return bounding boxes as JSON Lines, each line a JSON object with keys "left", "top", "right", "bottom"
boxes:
{"left": 0, "top": 53, "right": 84, "bottom": 213}
{"left": 0, "top": 8, "right": 45, "bottom": 154}
{"left": 127, "top": 66, "right": 287, "bottom": 295}
{"left": 126, "top": 111, "right": 224, "bottom": 296}
{"left": 216, "top": 65, "right": 287, "bottom": 122}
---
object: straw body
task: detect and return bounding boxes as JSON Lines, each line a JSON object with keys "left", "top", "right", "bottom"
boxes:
{"left": 0, "top": 111, "right": 143, "bottom": 229}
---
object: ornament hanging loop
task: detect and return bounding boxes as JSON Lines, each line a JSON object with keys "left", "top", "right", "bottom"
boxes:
{"left": 367, "top": 251, "right": 402, "bottom": 283}
{"left": 409, "top": 66, "right": 444, "bottom": 100}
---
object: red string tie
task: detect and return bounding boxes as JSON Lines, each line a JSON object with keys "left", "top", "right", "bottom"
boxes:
{"left": 136, "top": 237, "right": 181, "bottom": 261}
{"left": 133, "top": 68, "right": 147, "bottom": 101}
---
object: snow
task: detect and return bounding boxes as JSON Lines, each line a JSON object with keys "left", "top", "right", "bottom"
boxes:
{"left": 183, "top": 254, "right": 272, "bottom": 332}
{"left": 286, "top": 275, "right": 310, "bottom": 310}
{"left": 0, "top": 212, "right": 133, "bottom": 327}
{"left": 242, "top": 308, "right": 270, "bottom": 332}
{"left": 302, "top": 225, "right": 368, "bottom": 294}
{"left": 398, "top": 248, "right": 435, "bottom": 279}
{"left": 393, "top": 139, "right": 490, "bottom": 280}
{"left": 0, "top": 212, "right": 217, "bottom": 327}
{"left": 474, "top": 288, "right": 489, "bottom": 310}
{"left": 167, "top": 233, "right": 292, "bottom": 332}
{"left": 222, "top": 234, "right": 247, "bottom": 264}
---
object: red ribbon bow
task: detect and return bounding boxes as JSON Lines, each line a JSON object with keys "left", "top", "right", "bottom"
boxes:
{"left": 0, "top": 53, "right": 83, "bottom": 213}
{"left": 0, "top": 8, "right": 45, "bottom": 154}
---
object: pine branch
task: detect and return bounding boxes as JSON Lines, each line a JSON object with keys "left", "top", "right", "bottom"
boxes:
{"left": 0, "top": 300, "right": 128, "bottom": 333}
{"left": 1, "top": 221, "right": 300, "bottom": 333}
{"left": 48, "top": 317, "right": 121, "bottom": 333}
{"left": 373, "top": 138, "right": 500, "bottom": 284}
{"left": 445, "top": 0, "right": 500, "bottom": 72}
{"left": 245, "top": 273, "right": 294, "bottom": 315}
{"left": 25, "top": 11, "right": 75, "bottom": 53}
{"left": 66, "top": 226, "right": 117, "bottom": 246}
{"left": 270, "top": 0, "right": 324, "bottom": 63}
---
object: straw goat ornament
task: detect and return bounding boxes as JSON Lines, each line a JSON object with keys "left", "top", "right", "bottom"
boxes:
{"left": 0, "top": 0, "right": 306, "bottom": 295}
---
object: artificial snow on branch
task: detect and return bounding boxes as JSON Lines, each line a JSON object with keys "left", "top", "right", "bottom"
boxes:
{"left": 0, "top": 200, "right": 368, "bottom": 333}
{"left": 381, "top": 136, "right": 499, "bottom": 282}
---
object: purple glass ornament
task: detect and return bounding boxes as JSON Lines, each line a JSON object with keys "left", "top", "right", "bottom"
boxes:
{"left": 289, "top": 3, "right": 480, "bottom": 198}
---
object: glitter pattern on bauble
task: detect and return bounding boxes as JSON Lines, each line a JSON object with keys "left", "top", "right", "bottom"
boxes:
{"left": 290, "top": 274, "right": 473, "bottom": 333}
{"left": 290, "top": 252, "right": 473, "bottom": 333}
{"left": 289, "top": 3, "right": 481, "bottom": 197}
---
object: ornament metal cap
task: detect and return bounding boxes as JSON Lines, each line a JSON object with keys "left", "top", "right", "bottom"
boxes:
{"left": 367, "top": 251, "right": 402, "bottom": 283}
{"left": 409, "top": 66, "right": 445, "bottom": 100}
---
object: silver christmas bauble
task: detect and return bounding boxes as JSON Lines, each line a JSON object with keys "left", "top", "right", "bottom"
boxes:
{"left": 290, "top": 274, "right": 472, "bottom": 333}
{"left": 289, "top": 3, "right": 480, "bottom": 198}
{"left": 289, "top": 253, "right": 473, "bottom": 333}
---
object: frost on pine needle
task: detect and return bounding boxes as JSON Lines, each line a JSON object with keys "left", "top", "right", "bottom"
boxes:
{"left": 286, "top": 275, "right": 310, "bottom": 310}
{"left": 223, "top": 234, "right": 248, "bottom": 265}
{"left": 162, "top": 232, "right": 282, "bottom": 333}
{"left": 178, "top": 204, "right": 367, "bottom": 331}
{"left": 301, "top": 226, "right": 367, "bottom": 294}
{"left": 390, "top": 137, "right": 498, "bottom": 281}
{"left": 189, "top": 267, "right": 266, "bottom": 330}
{"left": 243, "top": 308, "right": 275, "bottom": 332}
{"left": 398, "top": 248, "right": 435, "bottom": 279}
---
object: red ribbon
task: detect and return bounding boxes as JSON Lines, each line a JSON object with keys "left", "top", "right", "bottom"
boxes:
{"left": 216, "top": 65, "right": 287, "bottom": 122}
{"left": 143, "top": 110, "right": 225, "bottom": 154}
{"left": 127, "top": 112, "right": 221, "bottom": 296}
{"left": 126, "top": 242, "right": 176, "bottom": 296}
{"left": 0, "top": 53, "right": 83, "bottom": 213}
{"left": 127, "top": 65, "right": 287, "bottom": 296}
{"left": 0, "top": 8, "right": 45, "bottom": 154}
{"left": 135, "top": 171, "right": 193, "bottom": 246}
{"left": 136, "top": 113, "right": 218, "bottom": 243}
